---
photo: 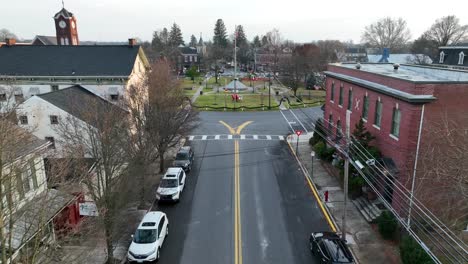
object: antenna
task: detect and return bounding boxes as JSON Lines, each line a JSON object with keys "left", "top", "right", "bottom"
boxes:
{"left": 62, "top": 0, "right": 65, "bottom": 8}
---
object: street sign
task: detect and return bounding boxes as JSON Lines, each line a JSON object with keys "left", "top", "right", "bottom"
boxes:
{"left": 295, "top": 130, "right": 302, "bottom": 136}
{"left": 79, "top": 202, "right": 99, "bottom": 216}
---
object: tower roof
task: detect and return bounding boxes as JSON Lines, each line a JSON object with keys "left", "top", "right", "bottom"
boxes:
{"left": 54, "top": 8, "right": 74, "bottom": 19}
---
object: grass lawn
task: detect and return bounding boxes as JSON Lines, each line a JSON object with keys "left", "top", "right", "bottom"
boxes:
{"left": 183, "top": 88, "right": 197, "bottom": 97}
{"left": 194, "top": 93, "right": 278, "bottom": 111}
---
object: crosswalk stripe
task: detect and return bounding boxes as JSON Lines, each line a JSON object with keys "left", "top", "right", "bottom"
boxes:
{"left": 240, "top": 135, "right": 245, "bottom": 139}
{"left": 187, "top": 135, "right": 286, "bottom": 141}
{"left": 189, "top": 136, "right": 194, "bottom": 141}
{"left": 215, "top": 135, "right": 220, "bottom": 140}
{"left": 266, "top": 135, "right": 272, "bottom": 140}
{"left": 202, "top": 135, "right": 207, "bottom": 140}
{"left": 279, "top": 136, "right": 284, "bottom": 140}
{"left": 253, "top": 135, "right": 258, "bottom": 139}
{"left": 228, "top": 135, "right": 233, "bottom": 140}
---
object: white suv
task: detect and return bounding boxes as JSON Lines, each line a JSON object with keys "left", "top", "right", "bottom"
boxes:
{"left": 156, "top": 167, "right": 186, "bottom": 202}
{"left": 127, "top": 211, "right": 169, "bottom": 262}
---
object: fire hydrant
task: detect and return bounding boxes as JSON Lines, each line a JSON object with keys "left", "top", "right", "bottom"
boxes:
{"left": 324, "top": 190, "right": 329, "bottom": 202}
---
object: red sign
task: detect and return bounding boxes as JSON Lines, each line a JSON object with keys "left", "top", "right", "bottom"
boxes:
{"left": 295, "top": 130, "right": 302, "bottom": 136}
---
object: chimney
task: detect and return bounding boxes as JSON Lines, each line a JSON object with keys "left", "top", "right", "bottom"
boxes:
{"left": 128, "top": 38, "right": 137, "bottom": 47}
{"left": 5, "top": 38, "right": 16, "bottom": 46}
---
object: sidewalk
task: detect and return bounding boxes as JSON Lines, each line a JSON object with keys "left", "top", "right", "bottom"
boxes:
{"left": 288, "top": 133, "right": 401, "bottom": 264}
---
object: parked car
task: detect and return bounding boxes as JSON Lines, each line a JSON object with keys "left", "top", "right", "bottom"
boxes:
{"left": 156, "top": 167, "right": 186, "bottom": 202}
{"left": 309, "top": 232, "right": 354, "bottom": 264}
{"left": 127, "top": 211, "right": 169, "bottom": 263}
{"left": 173, "top": 146, "right": 194, "bottom": 171}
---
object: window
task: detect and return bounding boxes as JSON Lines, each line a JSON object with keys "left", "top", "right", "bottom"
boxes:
{"left": 194, "top": 56, "right": 197, "bottom": 62}
{"left": 459, "top": 52, "right": 465, "bottom": 65}
{"left": 391, "top": 107, "right": 401, "bottom": 138}
{"left": 110, "top": 94, "right": 119, "bottom": 101}
{"left": 336, "top": 120, "right": 342, "bottom": 138}
{"left": 19, "top": 115, "right": 28, "bottom": 125}
{"left": 51, "top": 85, "right": 59, "bottom": 91}
{"left": 14, "top": 94, "right": 24, "bottom": 102}
{"left": 45, "top": 137, "right": 55, "bottom": 149}
{"left": 157, "top": 217, "right": 165, "bottom": 237}
{"left": 374, "top": 100, "right": 382, "bottom": 127}
{"left": 339, "top": 84, "right": 344, "bottom": 106}
{"left": 50, "top": 115, "right": 58, "bottom": 125}
{"left": 16, "top": 170, "right": 25, "bottom": 199}
{"left": 347, "top": 89, "right": 353, "bottom": 111}
{"left": 328, "top": 114, "right": 333, "bottom": 131}
{"left": 184, "top": 56, "right": 188, "bottom": 63}
{"left": 330, "top": 82, "right": 335, "bottom": 102}
{"left": 22, "top": 171, "right": 31, "bottom": 193}
{"left": 439, "top": 51, "right": 445, "bottom": 63}
{"left": 29, "top": 160, "right": 38, "bottom": 189}
{"left": 362, "top": 95, "right": 369, "bottom": 119}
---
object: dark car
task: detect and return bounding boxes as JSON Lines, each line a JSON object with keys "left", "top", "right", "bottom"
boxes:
{"left": 173, "top": 146, "right": 194, "bottom": 171}
{"left": 309, "top": 232, "right": 354, "bottom": 264}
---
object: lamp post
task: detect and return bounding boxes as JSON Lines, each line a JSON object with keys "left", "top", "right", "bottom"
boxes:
{"left": 310, "top": 151, "right": 315, "bottom": 178}
{"left": 268, "top": 73, "right": 272, "bottom": 109}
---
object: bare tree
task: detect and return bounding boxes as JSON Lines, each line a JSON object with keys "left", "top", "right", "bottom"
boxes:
{"left": 56, "top": 96, "right": 132, "bottom": 264}
{"left": 0, "top": 28, "right": 18, "bottom": 41}
{"left": 361, "top": 17, "right": 411, "bottom": 51}
{"left": 144, "top": 60, "right": 198, "bottom": 173}
{"left": 265, "top": 29, "right": 284, "bottom": 72}
{"left": 424, "top": 15, "right": 468, "bottom": 47}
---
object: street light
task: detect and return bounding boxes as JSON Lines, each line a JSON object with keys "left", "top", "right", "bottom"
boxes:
{"left": 268, "top": 73, "right": 272, "bottom": 109}
{"left": 311, "top": 151, "right": 316, "bottom": 178}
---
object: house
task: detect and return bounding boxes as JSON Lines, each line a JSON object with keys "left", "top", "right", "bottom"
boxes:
{"left": 172, "top": 46, "right": 200, "bottom": 74}
{"left": 0, "top": 38, "right": 149, "bottom": 111}
{"left": 31, "top": 35, "right": 58, "bottom": 45}
{"left": 337, "top": 46, "right": 368, "bottom": 63}
{"left": 367, "top": 48, "right": 432, "bottom": 64}
{"left": 16, "top": 85, "right": 128, "bottom": 157}
{"left": 436, "top": 44, "right": 468, "bottom": 69}
{"left": 323, "top": 62, "right": 468, "bottom": 222}
{"left": 0, "top": 123, "right": 74, "bottom": 262}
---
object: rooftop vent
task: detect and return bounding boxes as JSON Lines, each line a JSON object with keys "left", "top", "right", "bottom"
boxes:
{"left": 393, "top": 63, "right": 400, "bottom": 70}
{"left": 355, "top": 63, "right": 361, "bottom": 70}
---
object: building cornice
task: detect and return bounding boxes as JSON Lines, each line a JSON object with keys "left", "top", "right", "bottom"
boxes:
{"left": 324, "top": 71, "right": 437, "bottom": 104}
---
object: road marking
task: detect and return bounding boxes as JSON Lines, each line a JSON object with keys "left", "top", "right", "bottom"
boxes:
{"left": 280, "top": 110, "right": 295, "bottom": 133}
{"left": 220, "top": 120, "right": 236, "bottom": 134}
{"left": 266, "top": 135, "right": 272, "bottom": 140}
{"left": 234, "top": 140, "right": 243, "bottom": 264}
{"left": 289, "top": 109, "right": 309, "bottom": 133}
{"left": 253, "top": 135, "right": 258, "bottom": 140}
{"left": 215, "top": 135, "right": 220, "bottom": 140}
{"left": 279, "top": 135, "right": 284, "bottom": 140}
{"left": 228, "top": 135, "right": 233, "bottom": 139}
{"left": 236, "top": 121, "right": 253, "bottom": 134}
{"left": 201, "top": 135, "right": 207, "bottom": 140}
{"left": 240, "top": 135, "right": 245, "bottom": 140}
{"left": 188, "top": 135, "right": 285, "bottom": 141}
{"left": 189, "top": 136, "right": 194, "bottom": 141}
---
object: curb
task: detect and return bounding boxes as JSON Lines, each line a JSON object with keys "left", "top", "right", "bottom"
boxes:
{"left": 285, "top": 135, "right": 361, "bottom": 264}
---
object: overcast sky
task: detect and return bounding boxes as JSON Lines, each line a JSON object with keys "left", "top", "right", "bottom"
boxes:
{"left": 3, "top": 0, "right": 468, "bottom": 43}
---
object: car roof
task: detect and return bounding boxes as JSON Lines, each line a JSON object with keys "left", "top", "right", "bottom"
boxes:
{"left": 178, "top": 146, "right": 191, "bottom": 153}
{"left": 322, "top": 238, "right": 353, "bottom": 262}
{"left": 138, "top": 211, "right": 164, "bottom": 229}
{"left": 164, "top": 167, "right": 182, "bottom": 177}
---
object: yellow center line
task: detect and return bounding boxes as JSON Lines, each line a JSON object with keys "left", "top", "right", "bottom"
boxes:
{"left": 220, "top": 120, "right": 252, "bottom": 264}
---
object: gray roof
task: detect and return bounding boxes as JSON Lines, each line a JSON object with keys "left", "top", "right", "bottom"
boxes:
{"left": 0, "top": 123, "right": 50, "bottom": 161}
{"left": 180, "top": 46, "right": 198, "bottom": 55}
{"left": 324, "top": 71, "right": 436, "bottom": 104}
{"left": 336, "top": 63, "right": 468, "bottom": 83}
{"left": 438, "top": 47, "right": 468, "bottom": 67}
{"left": 0, "top": 45, "right": 141, "bottom": 77}
{"left": 32, "top": 35, "right": 58, "bottom": 45}
{"left": 54, "top": 8, "right": 74, "bottom": 18}
{"left": 224, "top": 80, "right": 249, "bottom": 90}
{"left": 37, "top": 85, "right": 127, "bottom": 126}
{"left": 367, "top": 54, "right": 433, "bottom": 64}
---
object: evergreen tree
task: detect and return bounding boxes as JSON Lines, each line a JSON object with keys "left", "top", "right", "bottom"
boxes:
{"left": 213, "top": 19, "right": 228, "bottom": 48}
{"left": 151, "top": 31, "right": 163, "bottom": 51}
{"left": 235, "top": 25, "right": 247, "bottom": 46}
{"left": 252, "top": 35, "right": 261, "bottom": 48}
{"left": 261, "top": 35, "right": 268, "bottom": 47}
{"left": 160, "top": 28, "right": 169, "bottom": 46}
{"left": 352, "top": 119, "right": 375, "bottom": 148}
{"left": 169, "top": 23, "right": 184, "bottom": 47}
{"left": 189, "top": 35, "right": 197, "bottom": 47}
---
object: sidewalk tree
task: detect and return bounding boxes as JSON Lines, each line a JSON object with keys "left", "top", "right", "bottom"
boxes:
{"left": 186, "top": 65, "right": 200, "bottom": 82}
{"left": 56, "top": 96, "right": 132, "bottom": 264}
{"left": 144, "top": 60, "right": 199, "bottom": 173}
{"left": 361, "top": 17, "right": 411, "bottom": 51}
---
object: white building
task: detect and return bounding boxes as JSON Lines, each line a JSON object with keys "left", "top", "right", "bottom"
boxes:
{"left": 0, "top": 39, "right": 149, "bottom": 112}
{"left": 16, "top": 85, "right": 128, "bottom": 158}
{"left": 0, "top": 124, "right": 74, "bottom": 261}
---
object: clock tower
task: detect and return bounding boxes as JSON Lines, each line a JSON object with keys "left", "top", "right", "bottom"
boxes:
{"left": 54, "top": 7, "right": 79, "bottom": 45}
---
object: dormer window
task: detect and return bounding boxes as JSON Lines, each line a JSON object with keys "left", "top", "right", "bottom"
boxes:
{"left": 439, "top": 51, "right": 445, "bottom": 63}
{"left": 459, "top": 52, "right": 465, "bottom": 65}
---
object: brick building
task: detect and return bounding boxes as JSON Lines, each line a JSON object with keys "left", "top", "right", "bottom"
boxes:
{"left": 324, "top": 63, "right": 468, "bottom": 219}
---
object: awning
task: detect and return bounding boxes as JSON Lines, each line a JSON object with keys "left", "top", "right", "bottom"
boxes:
{"left": 3, "top": 189, "right": 75, "bottom": 250}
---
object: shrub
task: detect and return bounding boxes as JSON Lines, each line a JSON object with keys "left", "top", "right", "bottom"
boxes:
{"left": 377, "top": 211, "right": 398, "bottom": 240}
{"left": 400, "top": 235, "right": 433, "bottom": 264}
{"left": 349, "top": 175, "right": 365, "bottom": 197}
{"left": 322, "top": 147, "right": 336, "bottom": 162}
{"left": 310, "top": 119, "right": 326, "bottom": 146}
{"left": 313, "top": 141, "right": 327, "bottom": 158}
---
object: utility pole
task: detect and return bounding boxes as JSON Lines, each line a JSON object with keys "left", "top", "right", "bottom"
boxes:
{"left": 342, "top": 110, "right": 351, "bottom": 241}
{"left": 234, "top": 25, "right": 237, "bottom": 94}
{"left": 268, "top": 74, "right": 271, "bottom": 109}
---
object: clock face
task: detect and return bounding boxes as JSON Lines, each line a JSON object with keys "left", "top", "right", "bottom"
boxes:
{"left": 59, "top": 20, "right": 66, "bottom": 29}
{"left": 71, "top": 21, "right": 76, "bottom": 29}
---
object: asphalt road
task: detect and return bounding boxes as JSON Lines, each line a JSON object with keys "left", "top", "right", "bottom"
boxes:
{"left": 153, "top": 108, "right": 331, "bottom": 264}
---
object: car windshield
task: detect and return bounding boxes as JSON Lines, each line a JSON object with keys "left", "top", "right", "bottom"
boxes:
{"left": 176, "top": 152, "right": 188, "bottom": 160}
{"left": 160, "top": 178, "right": 178, "bottom": 188}
{"left": 133, "top": 229, "right": 157, "bottom": 244}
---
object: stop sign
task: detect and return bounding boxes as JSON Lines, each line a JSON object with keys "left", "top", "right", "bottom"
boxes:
{"left": 295, "top": 130, "right": 302, "bottom": 136}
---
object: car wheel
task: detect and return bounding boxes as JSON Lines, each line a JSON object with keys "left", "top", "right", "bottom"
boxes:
{"left": 156, "top": 248, "right": 160, "bottom": 262}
